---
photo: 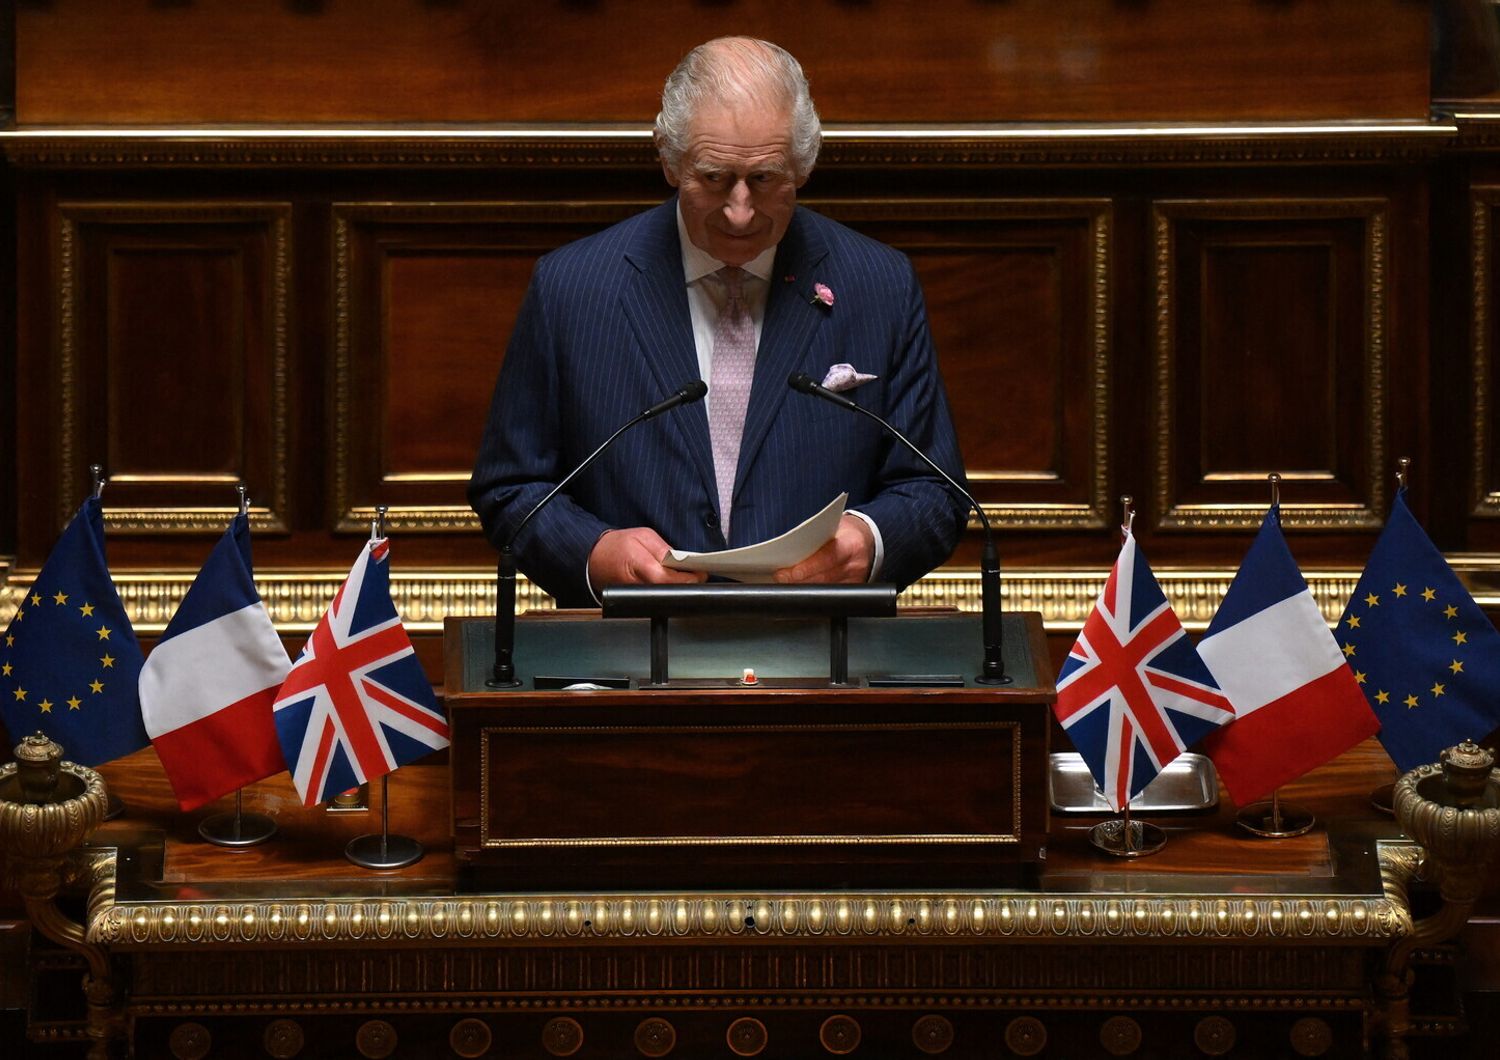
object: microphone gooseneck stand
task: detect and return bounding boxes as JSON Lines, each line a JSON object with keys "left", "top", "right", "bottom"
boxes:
{"left": 489, "top": 380, "right": 710, "bottom": 688}
{"left": 787, "top": 372, "right": 1008, "bottom": 685}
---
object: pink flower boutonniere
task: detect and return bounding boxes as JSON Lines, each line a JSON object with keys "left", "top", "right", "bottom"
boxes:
{"left": 810, "top": 282, "right": 835, "bottom": 309}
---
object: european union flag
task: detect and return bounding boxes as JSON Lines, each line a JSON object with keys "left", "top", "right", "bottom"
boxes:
{"left": 1337, "top": 489, "right": 1500, "bottom": 771}
{"left": 0, "top": 498, "right": 149, "bottom": 765}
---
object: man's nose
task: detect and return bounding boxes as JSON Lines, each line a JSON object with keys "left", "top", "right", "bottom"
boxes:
{"left": 722, "top": 181, "right": 754, "bottom": 228}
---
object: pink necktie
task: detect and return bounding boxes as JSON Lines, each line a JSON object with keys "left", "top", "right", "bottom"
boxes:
{"left": 709, "top": 266, "right": 755, "bottom": 538}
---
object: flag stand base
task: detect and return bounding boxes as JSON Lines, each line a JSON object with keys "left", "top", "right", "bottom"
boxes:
{"left": 346, "top": 833, "right": 423, "bottom": 870}
{"left": 1089, "top": 818, "right": 1167, "bottom": 858}
{"left": 1368, "top": 782, "right": 1395, "bottom": 816}
{"left": 1235, "top": 798, "right": 1315, "bottom": 838}
{"left": 198, "top": 790, "right": 276, "bottom": 847}
{"left": 345, "top": 774, "right": 423, "bottom": 870}
{"left": 199, "top": 811, "right": 277, "bottom": 847}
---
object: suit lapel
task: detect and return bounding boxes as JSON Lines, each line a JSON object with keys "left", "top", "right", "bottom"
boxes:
{"left": 734, "top": 210, "right": 831, "bottom": 496}
{"left": 620, "top": 202, "right": 717, "bottom": 502}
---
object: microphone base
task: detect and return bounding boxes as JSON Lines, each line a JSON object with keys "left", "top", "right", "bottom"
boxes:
{"left": 973, "top": 674, "right": 1014, "bottom": 686}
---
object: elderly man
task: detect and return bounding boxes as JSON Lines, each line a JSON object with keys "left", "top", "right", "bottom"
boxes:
{"left": 469, "top": 37, "right": 970, "bottom": 608}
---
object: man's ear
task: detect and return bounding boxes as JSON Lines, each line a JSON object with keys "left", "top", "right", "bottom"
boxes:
{"left": 657, "top": 138, "right": 681, "bottom": 187}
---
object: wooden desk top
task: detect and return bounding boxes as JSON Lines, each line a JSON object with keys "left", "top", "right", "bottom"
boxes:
{"left": 74, "top": 738, "right": 1416, "bottom": 953}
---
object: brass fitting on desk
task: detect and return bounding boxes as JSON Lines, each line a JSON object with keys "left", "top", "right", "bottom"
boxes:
{"left": 1379, "top": 740, "right": 1500, "bottom": 1060}
{"left": 0, "top": 732, "right": 118, "bottom": 1058}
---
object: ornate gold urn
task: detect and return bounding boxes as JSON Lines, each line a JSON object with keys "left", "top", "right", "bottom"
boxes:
{"left": 0, "top": 733, "right": 118, "bottom": 1057}
{"left": 1381, "top": 740, "right": 1500, "bottom": 1059}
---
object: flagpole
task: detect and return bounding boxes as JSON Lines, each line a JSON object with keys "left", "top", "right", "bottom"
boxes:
{"left": 198, "top": 484, "right": 279, "bottom": 848}
{"left": 1234, "top": 473, "right": 1317, "bottom": 839}
{"left": 1089, "top": 495, "right": 1167, "bottom": 858}
{"left": 345, "top": 506, "right": 424, "bottom": 871}
{"left": 1367, "top": 458, "right": 1412, "bottom": 817}
{"left": 84, "top": 465, "right": 133, "bottom": 823}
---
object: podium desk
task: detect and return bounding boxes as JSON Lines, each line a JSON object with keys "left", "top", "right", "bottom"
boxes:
{"left": 7, "top": 610, "right": 1449, "bottom": 1059}
{"left": 52, "top": 738, "right": 1425, "bottom": 1060}
{"left": 445, "top": 610, "right": 1055, "bottom": 890}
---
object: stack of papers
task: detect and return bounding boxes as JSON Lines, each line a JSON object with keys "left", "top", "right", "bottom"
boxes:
{"left": 662, "top": 493, "right": 847, "bottom": 582}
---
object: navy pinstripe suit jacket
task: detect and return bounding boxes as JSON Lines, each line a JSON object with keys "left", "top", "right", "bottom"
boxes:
{"left": 468, "top": 199, "right": 971, "bottom": 608}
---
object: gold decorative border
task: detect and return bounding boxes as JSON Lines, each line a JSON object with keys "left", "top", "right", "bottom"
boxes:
{"left": 478, "top": 722, "right": 1023, "bottom": 849}
{"left": 1, "top": 123, "right": 1456, "bottom": 169}
{"left": 1152, "top": 198, "right": 1387, "bottom": 531}
{"left": 330, "top": 201, "right": 655, "bottom": 533}
{"left": 0, "top": 565, "right": 1367, "bottom": 634}
{"left": 1472, "top": 187, "right": 1500, "bottom": 516}
{"left": 91, "top": 881, "right": 1409, "bottom": 949}
{"left": 812, "top": 198, "right": 1112, "bottom": 531}
{"left": 56, "top": 202, "right": 292, "bottom": 534}
{"left": 128, "top": 994, "right": 1370, "bottom": 1019}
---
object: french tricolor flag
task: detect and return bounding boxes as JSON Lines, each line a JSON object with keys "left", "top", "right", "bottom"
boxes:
{"left": 1197, "top": 507, "right": 1380, "bottom": 806}
{"left": 139, "top": 515, "right": 290, "bottom": 811}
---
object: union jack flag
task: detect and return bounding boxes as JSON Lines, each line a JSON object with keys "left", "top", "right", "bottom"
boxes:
{"left": 272, "top": 539, "right": 449, "bottom": 806}
{"left": 1055, "top": 535, "right": 1235, "bottom": 811}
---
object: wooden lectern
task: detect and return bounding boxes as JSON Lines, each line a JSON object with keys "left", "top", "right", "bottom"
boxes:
{"left": 445, "top": 597, "right": 1055, "bottom": 890}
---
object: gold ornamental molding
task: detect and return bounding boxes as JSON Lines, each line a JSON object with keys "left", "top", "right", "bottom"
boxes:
{"left": 129, "top": 994, "right": 1367, "bottom": 1021}
{"left": 91, "top": 875, "right": 1411, "bottom": 949}
{"left": 0, "top": 563, "right": 1370, "bottom": 634}
{"left": 1152, "top": 197, "right": 1388, "bottom": 531}
{"left": 1471, "top": 186, "right": 1500, "bottom": 516}
{"left": 55, "top": 201, "right": 292, "bottom": 534}
{"left": 0, "top": 122, "right": 1456, "bottom": 169}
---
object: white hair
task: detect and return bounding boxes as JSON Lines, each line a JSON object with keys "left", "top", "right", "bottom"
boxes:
{"left": 654, "top": 37, "right": 822, "bottom": 179}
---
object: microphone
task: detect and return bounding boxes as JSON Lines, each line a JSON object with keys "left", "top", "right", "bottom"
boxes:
{"left": 489, "top": 379, "right": 709, "bottom": 687}
{"left": 787, "top": 371, "right": 1008, "bottom": 685}
{"left": 641, "top": 379, "right": 708, "bottom": 420}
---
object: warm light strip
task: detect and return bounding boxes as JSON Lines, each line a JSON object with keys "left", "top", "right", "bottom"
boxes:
{"left": 0, "top": 121, "right": 1457, "bottom": 141}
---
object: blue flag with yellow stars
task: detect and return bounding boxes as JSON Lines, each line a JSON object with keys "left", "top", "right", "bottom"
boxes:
{"left": 1337, "top": 488, "right": 1500, "bottom": 772}
{"left": 0, "top": 497, "right": 149, "bottom": 765}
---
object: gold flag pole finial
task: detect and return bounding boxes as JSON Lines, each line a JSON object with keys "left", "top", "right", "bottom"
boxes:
{"left": 89, "top": 464, "right": 105, "bottom": 500}
{"left": 1268, "top": 472, "right": 1281, "bottom": 508}
{"left": 1397, "top": 456, "right": 1411, "bottom": 491}
{"left": 1119, "top": 495, "right": 1135, "bottom": 541}
{"left": 372, "top": 505, "right": 388, "bottom": 542}
{"left": 236, "top": 483, "right": 249, "bottom": 517}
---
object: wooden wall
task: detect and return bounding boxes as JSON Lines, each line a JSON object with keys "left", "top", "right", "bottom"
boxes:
{"left": 5, "top": 0, "right": 1498, "bottom": 678}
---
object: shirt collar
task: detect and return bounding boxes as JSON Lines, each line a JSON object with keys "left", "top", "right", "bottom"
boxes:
{"left": 676, "top": 200, "right": 777, "bottom": 285}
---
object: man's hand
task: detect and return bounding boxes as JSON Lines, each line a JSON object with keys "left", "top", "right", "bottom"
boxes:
{"left": 587, "top": 527, "right": 708, "bottom": 590}
{"left": 773, "top": 514, "right": 874, "bottom": 584}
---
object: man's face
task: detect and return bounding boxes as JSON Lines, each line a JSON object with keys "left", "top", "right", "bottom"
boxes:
{"left": 664, "top": 103, "right": 807, "bottom": 267}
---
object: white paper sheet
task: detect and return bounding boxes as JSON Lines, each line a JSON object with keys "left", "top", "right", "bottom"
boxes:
{"left": 662, "top": 493, "right": 847, "bottom": 581}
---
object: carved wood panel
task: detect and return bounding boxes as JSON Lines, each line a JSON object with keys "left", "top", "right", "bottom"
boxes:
{"left": 54, "top": 202, "right": 291, "bottom": 534}
{"left": 1152, "top": 198, "right": 1389, "bottom": 531}
{"left": 332, "top": 202, "right": 653, "bottom": 532}
{"left": 815, "top": 199, "right": 1112, "bottom": 531}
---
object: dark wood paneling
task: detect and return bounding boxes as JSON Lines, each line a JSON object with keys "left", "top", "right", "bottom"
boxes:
{"left": 53, "top": 202, "right": 291, "bottom": 534}
{"left": 816, "top": 199, "right": 1110, "bottom": 532}
{"left": 334, "top": 202, "right": 650, "bottom": 532}
{"left": 1153, "top": 199, "right": 1389, "bottom": 532}
{"left": 15, "top": 1, "right": 1429, "bottom": 125}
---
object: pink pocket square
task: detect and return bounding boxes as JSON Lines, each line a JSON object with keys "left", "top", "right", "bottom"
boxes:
{"left": 821, "top": 363, "right": 877, "bottom": 393}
